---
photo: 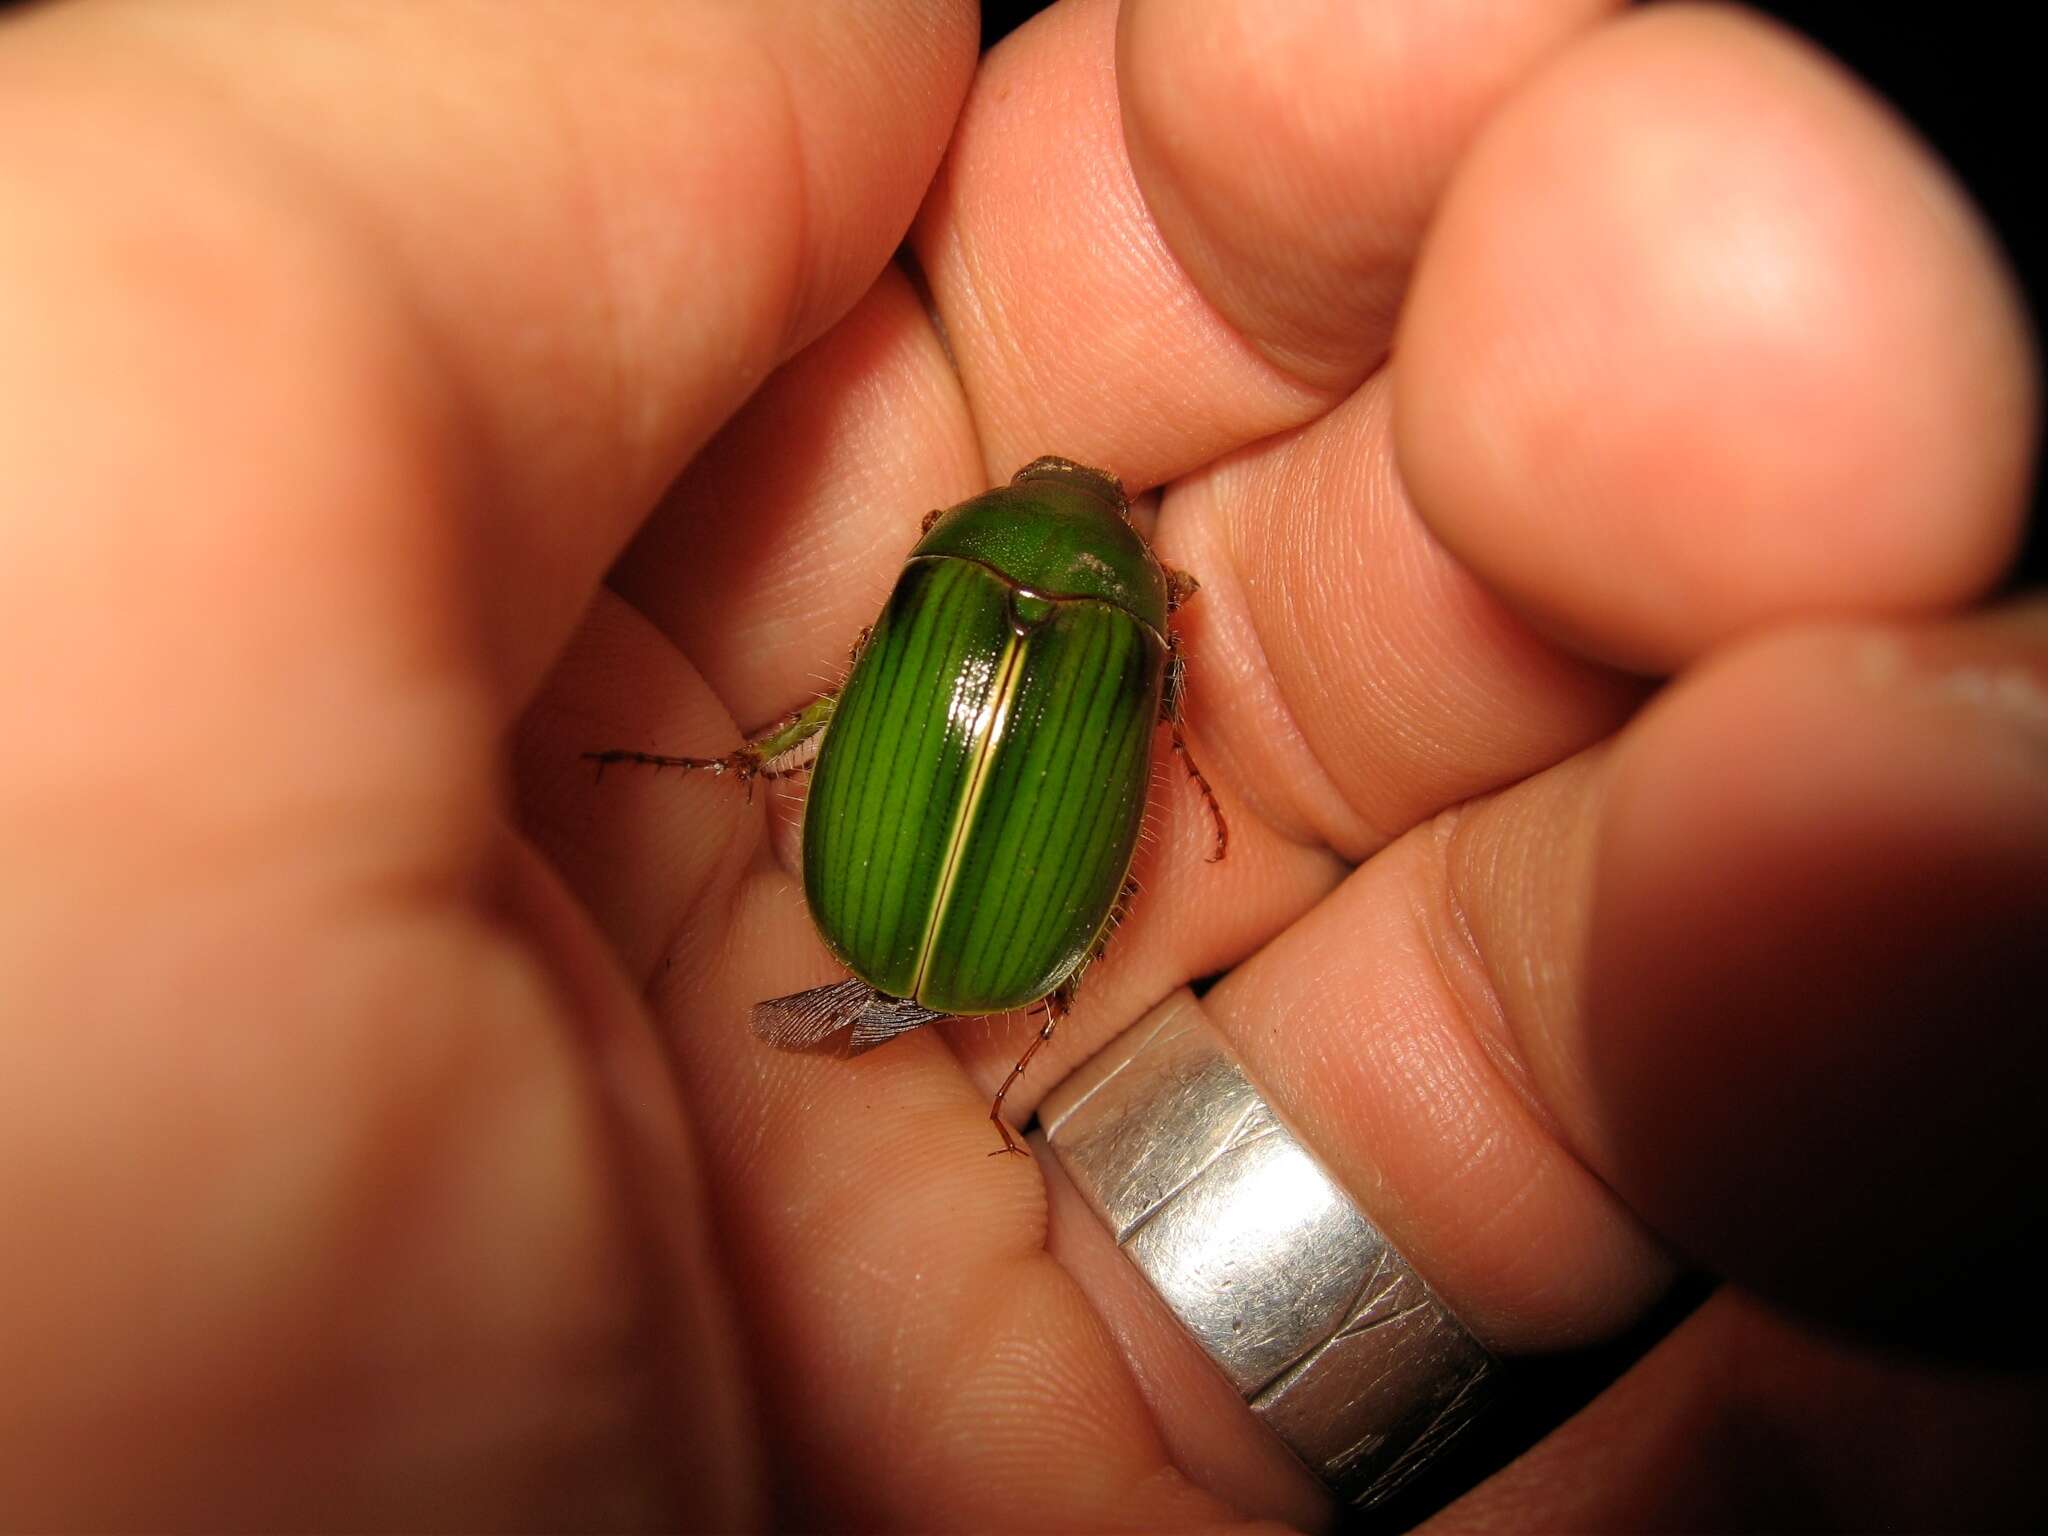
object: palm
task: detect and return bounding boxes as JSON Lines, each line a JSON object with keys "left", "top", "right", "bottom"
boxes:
{"left": 5, "top": 0, "right": 2037, "bottom": 1530}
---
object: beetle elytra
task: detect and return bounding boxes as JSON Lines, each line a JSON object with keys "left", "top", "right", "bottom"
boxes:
{"left": 590, "top": 457, "right": 1227, "bottom": 1153}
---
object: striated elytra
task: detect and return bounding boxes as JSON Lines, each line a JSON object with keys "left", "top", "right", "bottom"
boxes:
{"left": 590, "top": 456, "right": 1226, "bottom": 1152}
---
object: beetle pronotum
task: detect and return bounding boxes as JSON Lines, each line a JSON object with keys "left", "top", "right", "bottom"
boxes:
{"left": 591, "top": 456, "right": 1227, "bottom": 1153}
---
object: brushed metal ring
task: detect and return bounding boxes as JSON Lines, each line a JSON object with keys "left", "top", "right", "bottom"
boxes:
{"left": 1039, "top": 990, "right": 1501, "bottom": 1510}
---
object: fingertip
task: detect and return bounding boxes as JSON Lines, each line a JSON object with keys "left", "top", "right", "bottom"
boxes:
{"left": 612, "top": 265, "right": 985, "bottom": 718}
{"left": 1580, "top": 611, "right": 2048, "bottom": 1351}
{"left": 1395, "top": 4, "right": 2039, "bottom": 673}
{"left": 911, "top": 0, "right": 1328, "bottom": 489}
{"left": 1117, "top": 0, "right": 1615, "bottom": 390}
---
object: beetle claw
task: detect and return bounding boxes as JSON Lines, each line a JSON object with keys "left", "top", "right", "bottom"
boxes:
{"left": 987, "top": 1115, "right": 1030, "bottom": 1157}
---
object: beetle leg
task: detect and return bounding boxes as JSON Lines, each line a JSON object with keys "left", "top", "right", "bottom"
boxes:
{"left": 920, "top": 506, "right": 946, "bottom": 534}
{"left": 986, "top": 991, "right": 1069, "bottom": 1158}
{"left": 582, "top": 744, "right": 764, "bottom": 797}
{"left": 1163, "top": 565, "right": 1201, "bottom": 613}
{"left": 1162, "top": 633, "right": 1229, "bottom": 862}
{"left": 741, "top": 694, "right": 839, "bottom": 765}
{"left": 585, "top": 694, "right": 836, "bottom": 801}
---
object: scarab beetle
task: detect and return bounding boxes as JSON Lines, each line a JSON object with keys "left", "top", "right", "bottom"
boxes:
{"left": 592, "top": 457, "right": 1226, "bottom": 1152}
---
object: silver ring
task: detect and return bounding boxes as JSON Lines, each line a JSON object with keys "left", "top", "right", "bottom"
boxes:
{"left": 1039, "top": 990, "right": 1501, "bottom": 1510}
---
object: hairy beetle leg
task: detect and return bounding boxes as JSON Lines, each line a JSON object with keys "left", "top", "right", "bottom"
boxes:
{"left": 584, "top": 745, "right": 786, "bottom": 803}
{"left": 1163, "top": 633, "right": 1229, "bottom": 862}
{"left": 986, "top": 990, "right": 1071, "bottom": 1157}
{"left": 1170, "top": 730, "right": 1228, "bottom": 863}
{"left": 584, "top": 694, "right": 837, "bottom": 802}
{"left": 583, "top": 745, "right": 756, "bottom": 780}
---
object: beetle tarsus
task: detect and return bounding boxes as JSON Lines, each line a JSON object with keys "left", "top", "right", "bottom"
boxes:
{"left": 986, "top": 1115, "right": 1030, "bottom": 1158}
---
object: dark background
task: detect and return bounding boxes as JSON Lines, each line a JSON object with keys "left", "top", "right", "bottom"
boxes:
{"left": 982, "top": 1, "right": 2045, "bottom": 587}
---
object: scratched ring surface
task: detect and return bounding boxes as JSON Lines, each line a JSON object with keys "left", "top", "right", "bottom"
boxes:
{"left": 1039, "top": 990, "right": 1500, "bottom": 1510}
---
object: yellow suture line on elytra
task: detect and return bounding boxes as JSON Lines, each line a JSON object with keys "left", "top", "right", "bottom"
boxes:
{"left": 910, "top": 630, "right": 1030, "bottom": 1005}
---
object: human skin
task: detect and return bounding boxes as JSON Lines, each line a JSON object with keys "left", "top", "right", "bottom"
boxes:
{"left": 0, "top": 0, "right": 2040, "bottom": 1529}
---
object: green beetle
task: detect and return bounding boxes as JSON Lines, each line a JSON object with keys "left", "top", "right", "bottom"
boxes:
{"left": 592, "top": 457, "right": 1226, "bottom": 1152}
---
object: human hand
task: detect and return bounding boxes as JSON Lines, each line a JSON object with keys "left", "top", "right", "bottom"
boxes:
{"left": 0, "top": 1, "right": 974, "bottom": 1525}
{"left": 3, "top": 0, "right": 2039, "bottom": 1530}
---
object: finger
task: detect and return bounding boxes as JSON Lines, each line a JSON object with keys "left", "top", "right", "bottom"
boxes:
{"left": 1134, "top": 8, "right": 2044, "bottom": 1356}
{"left": 1393, "top": 5, "right": 2038, "bottom": 673}
{"left": 912, "top": 0, "right": 1612, "bottom": 487}
{"left": 609, "top": 265, "right": 987, "bottom": 722}
{"left": 0, "top": 0, "right": 976, "bottom": 749}
{"left": 1551, "top": 608, "right": 2048, "bottom": 1353}
{"left": 1429, "top": 1287, "right": 2048, "bottom": 1531}
{"left": 1117, "top": 0, "right": 1617, "bottom": 392}
{"left": 1152, "top": 374, "right": 1645, "bottom": 863}
{"left": 1130, "top": 0, "right": 2039, "bottom": 987}
{"left": 1191, "top": 603, "right": 2047, "bottom": 1362}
